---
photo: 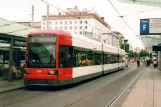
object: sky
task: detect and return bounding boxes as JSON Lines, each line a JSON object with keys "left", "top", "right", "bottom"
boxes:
{"left": 0, "top": 0, "right": 161, "bottom": 49}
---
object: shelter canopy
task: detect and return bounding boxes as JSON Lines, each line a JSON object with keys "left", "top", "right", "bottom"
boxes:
{"left": 0, "top": 18, "right": 38, "bottom": 37}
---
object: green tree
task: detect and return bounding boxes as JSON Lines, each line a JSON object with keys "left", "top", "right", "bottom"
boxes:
{"left": 139, "top": 50, "right": 149, "bottom": 57}
{"left": 128, "top": 50, "right": 134, "bottom": 58}
{"left": 120, "top": 44, "right": 129, "bottom": 53}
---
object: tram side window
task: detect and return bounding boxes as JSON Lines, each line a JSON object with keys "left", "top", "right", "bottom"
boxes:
{"left": 73, "top": 48, "right": 95, "bottom": 67}
{"left": 87, "top": 51, "right": 94, "bottom": 66}
{"left": 103, "top": 53, "right": 107, "bottom": 64}
{"left": 79, "top": 50, "right": 87, "bottom": 67}
{"left": 119, "top": 55, "right": 122, "bottom": 63}
{"left": 94, "top": 52, "right": 102, "bottom": 65}
{"left": 59, "top": 45, "right": 73, "bottom": 68}
{"left": 110, "top": 54, "right": 116, "bottom": 63}
{"left": 104, "top": 53, "right": 106, "bottom": 64}
{"left": 106, "top": 54, "right": 111, "bottom": 64}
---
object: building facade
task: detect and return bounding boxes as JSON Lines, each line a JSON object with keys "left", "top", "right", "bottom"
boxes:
{"left": 41, "top": 7, "right": 111, "bottom": 40}
{"left": 41, "top": 7, "right": 127, "bottom": 48}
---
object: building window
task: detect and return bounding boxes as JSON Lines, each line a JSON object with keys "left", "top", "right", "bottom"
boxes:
{"left": 55, "top": 21, "right": 57, "bottom": 25}
{"left": 85, "top": 20, "right": 87, "bottom": 24}
{"left": 65, "top": 21, "right": 67, "bottom": 24}
{"left": 43, "top": 22, "right": 46, "bottom": 25}
{"left": 70, "top": 26, "right": 72, "bottom": 30}
{"left": 75, "top": 32, "right": 77, "bottom": 34}
{"left": 75, "top": 21, "right": 77, "bottom": 24}
{"left": 80, "top": 26, "right": 82, "bottom": 29}
{"left": 75, "top": 26, "right": 77, "bottom": 29}
{"left": 85, "top": 26, "right": 87, "bottom": 29}
{"left": 65, "top": 26, "right": 67, "bottom": 30}
{"left": 55, "top": 27, "right": 57, "bottom": 29}
{"left": 49, "top": 22, "right": 52, "bottom": 25}
{"left": 80, "top": 31, "right": 82, "bottom": 35}
{"left": 84, "top": 31, "right": 87, "bottom": 34}
{"left": 70, "top": 21, "right": 72, "bottom": 24}
{"left": 80, "top": 21, "right": 82, "bottom": 24}
{"left": 60, "top": 27, "right": 62, "bottom": 30}
{"left": 60, "top": 21, "right": 62, "bottom": 24}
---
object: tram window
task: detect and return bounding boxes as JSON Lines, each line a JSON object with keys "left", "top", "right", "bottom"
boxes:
{"left": 59, "top": 45, "right": 74, "bottom": 68}
{"left": 68, "top": 46, "right": 74, "bottom": 67}
{"left": 73, "top": 48, "right": 93, "bottom": 67}
{"left": 119, "top": 55, "right": 122, "bottom": 63}
{"left": 106, "top": 54, "right": 111, "bottom": 64}
{"left": 87, "top": 51, "right": 94, "bottom": 66}
{"left": 59, "top": 45, "right": 68, "bottom": 68}
{"left": 104, "top": 53, "right": 108, "bottom": 64}
{"left": 73, "top": 50, "right": 81, "bottom": 67}
{"left": 94, "top": 52, "right": 102, "bottom": 65}
{"left": 80, "top": 51, "right": 87, "bottom": 66}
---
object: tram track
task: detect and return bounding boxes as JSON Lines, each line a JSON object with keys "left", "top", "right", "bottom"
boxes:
{"left": 63, "top": 67, "right": 139, "bottom": 107}
{"left": 106, "top": 70, "right": 142, "bottom": 107}
{"left": 2, "top": 66, "right": 137, "bottom": 107}
{"left": 63, "top": 67, "right": 141, "bottom": 107}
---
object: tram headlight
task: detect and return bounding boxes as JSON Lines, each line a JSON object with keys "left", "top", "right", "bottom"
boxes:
{"left": 48, "top": 70, "right": 57, "bottom": 75}
{"left": 25, "top": 70, "right": 30, "bottom": 74}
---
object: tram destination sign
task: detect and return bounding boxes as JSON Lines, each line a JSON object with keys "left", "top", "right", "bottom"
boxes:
{"left": 140, "top": 18, "right": 161, "bottom": 35}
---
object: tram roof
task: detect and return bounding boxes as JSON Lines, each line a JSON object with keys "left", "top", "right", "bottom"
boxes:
{"left": 0, "top": 18, "right": 38, "bottom": 37}
{"left": 28, "top": 29, "right": 125, "bottom": 53}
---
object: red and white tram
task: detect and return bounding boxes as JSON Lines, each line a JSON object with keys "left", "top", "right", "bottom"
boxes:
{"left": 24, "top": 30, "right": 126, "bottom": 86}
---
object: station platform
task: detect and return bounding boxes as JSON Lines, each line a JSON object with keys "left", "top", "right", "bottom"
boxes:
{"left": 122, "top": 66, "right": 161, "bottom": 107}
{"left": 0, "top": 78, "right": 24, "bottom": 93}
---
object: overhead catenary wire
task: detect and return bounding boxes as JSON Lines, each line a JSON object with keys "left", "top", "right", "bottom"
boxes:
{"left": 107, "top": 0, "right": 138, "bottom": 36}
{"left": 120, "top": 7, "right": 161, "bottom": 17}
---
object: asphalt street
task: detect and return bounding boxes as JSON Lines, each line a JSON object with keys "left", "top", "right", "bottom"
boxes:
{"left": 0, "top": 65, "right": 139, "bottom": 107}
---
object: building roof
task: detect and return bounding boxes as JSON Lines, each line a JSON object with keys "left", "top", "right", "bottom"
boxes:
{"left": 0, "top": 18, "right": 39, "bottom": 37}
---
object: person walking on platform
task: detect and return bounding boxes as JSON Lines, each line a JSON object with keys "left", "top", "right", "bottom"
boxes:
{"left": 137, "top": 58, "right": 140, "bottom": 68}
{"left": 153, "top": 59, "right": 158, "bottom": 69}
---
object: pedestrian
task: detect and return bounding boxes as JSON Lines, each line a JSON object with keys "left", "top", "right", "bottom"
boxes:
{"left": 137, "top": 58, "right": 140, "bottom": 68}
{"left": 153, "top": 59, "right": 157, "bottom": 69}
{"left": 128, "top": 59, "right": 131, "bottom": 67}
{"left": 12, "top": 61, "right": 21, "bottom": 79}
{"left": 125, "top": 58, "right": 128, "bottom": 68}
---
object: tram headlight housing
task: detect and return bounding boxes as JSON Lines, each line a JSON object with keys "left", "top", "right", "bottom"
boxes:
{"left": 25, "top": 70, "right": 30, "bottom": 74}
{"left": 48, "top": 70, "right": 57, "bottom": 75}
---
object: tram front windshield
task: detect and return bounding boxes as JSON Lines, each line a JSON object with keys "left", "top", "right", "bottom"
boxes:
{"left": 26, "top": 34, "right": 56, "bottom": 68}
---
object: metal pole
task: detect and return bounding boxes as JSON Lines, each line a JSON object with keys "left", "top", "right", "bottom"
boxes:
{"left": 47, "top": 5, "right": 49, "bottom": 29}
{"left": 31, "top": 5, "right": 34, "bottom": 27}
{"left": 124, "top": 43, "right": 125, "bottom": 51}
{"left": 8, "top": 36, "right": 13, "bottom": 81}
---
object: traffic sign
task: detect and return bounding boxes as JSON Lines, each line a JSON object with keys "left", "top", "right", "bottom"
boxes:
{"left": 140, "top": 18, "right": 161, "bottom": 35}
{"left": 140, "top": 19, "right": 149, "bottom": 35}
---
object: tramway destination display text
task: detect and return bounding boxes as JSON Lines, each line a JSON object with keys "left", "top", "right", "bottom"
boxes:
{"left": 140, "top": 18, "right": 161, "bottom": 35}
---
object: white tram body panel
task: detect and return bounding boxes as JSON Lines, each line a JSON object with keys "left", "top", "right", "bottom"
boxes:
{"left": 71, "top": 34, "right": 125, "bottom": 78}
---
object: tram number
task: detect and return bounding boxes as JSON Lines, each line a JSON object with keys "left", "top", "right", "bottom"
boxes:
{"left": 36, "top": 69, "right": 41, "bottom": 73}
